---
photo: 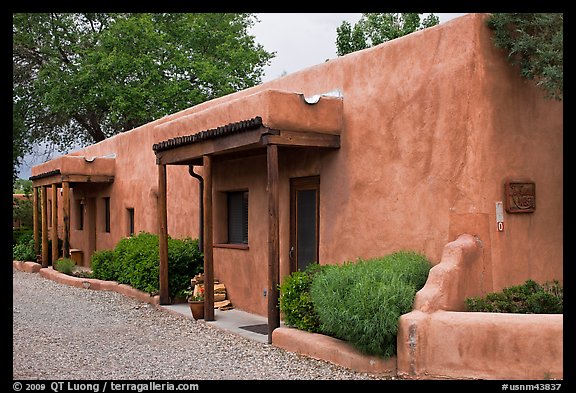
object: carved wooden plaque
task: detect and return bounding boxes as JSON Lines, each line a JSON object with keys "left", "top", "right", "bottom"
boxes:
{"left": 505, "top": 182, "right": 535, "bottom": 213}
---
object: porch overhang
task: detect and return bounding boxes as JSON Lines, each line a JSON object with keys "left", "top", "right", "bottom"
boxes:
{"left": 152, "top": 88, "right": 343, "bottom": 165}
{"left": 29, "top": 155, "right": 115, "bottom": 268}
{"left": 29, "top": 155, "right": 115, "bottom": 187}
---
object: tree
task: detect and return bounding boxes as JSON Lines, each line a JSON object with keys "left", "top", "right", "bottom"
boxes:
{"left": 486, "top": 13, "right": 563, "bottom": 101}
{"left": 336, "top": 13, "right": 439, "bottom": 56}
{"left": 12, "top": 13, "right": 275, "bottom": 176}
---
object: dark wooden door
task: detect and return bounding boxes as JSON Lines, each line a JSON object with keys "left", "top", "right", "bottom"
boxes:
{"left": 290, "top": 176, "right": 319, "bottom": 273}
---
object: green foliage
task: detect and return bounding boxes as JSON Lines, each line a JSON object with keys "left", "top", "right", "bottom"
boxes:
{"left": 13, "top": 227, "right": 33, "bottom": 246}
{"left": 54, "top": 258, "right": 76, "bottom": 275}
{"left": 310, "top": 251, "right": 431, "bottom": 358}
{"left": 13, "top": 236, "right": 36, "bottom": 262}
{"left": 465, "top": 279, "right": 563, "bottom": 314}
{"left": 114, "top": 232, "right": 160, "bottom": 294}
{"left": 279, "top": 264, "right": 328, "bottom": 333}
{"left": 13, "top": 178, "right": 33, "bottom": 194}
{"left": 90, "top": 232, "right": 203, "bottom": 299}
{"left": 167, "top": 237, "right": 203, "bottom": 298}
{"left": 90, "top": 249, "right": 116, "bottom": 281}
{"left": 12, "top": 13, "right": 275, "bottom": 174}
{"left": 487, "top": 13, "right": 563, "bottom": 101}
{"left": 336, "top": 13, "right": 439, "bottom": 56}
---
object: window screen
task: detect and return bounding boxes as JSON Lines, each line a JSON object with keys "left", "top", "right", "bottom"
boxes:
{"left": 227, "top": 191, "right": 248, "bottom": 244}
{"left": 104, "top": 197, "right": 110, "bottom": 233}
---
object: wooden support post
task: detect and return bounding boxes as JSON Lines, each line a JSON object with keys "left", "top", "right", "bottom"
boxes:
{"left": 51, "top": 184, "right": 58, "bottom": 265}
{"left": 158, "top": 164, "right": 170, "bottom": 305}
{"left": 33, "top": 187, "right": 39, "bottom": 259}
{"left": 203, "top": 155, "right": 215, "bottom": 321}
{"left": 267, "top": 144, "right": 280, "bottom": 344}
{"left": 62, "top": 181, "right": 70, "bottom": 259}
{"left": 41, "top": 186, "right": 48, "bottom": 268}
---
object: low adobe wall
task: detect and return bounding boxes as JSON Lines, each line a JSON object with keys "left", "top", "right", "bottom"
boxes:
{"left": 397, "top": 234, "right": 563, "bottom": 380}
{"left": 397, "top": 310, "right": 563, "bottom": 380}
{"left": 272, "top": 327, "right": 397, "bottom": 376}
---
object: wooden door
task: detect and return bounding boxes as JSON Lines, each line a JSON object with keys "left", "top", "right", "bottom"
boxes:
{"left": 289, "top": 176, "right": 320, "bottom": 273}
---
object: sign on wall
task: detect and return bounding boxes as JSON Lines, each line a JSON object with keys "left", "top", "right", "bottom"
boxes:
{"left": 505, "top": 182, "right": 536, "bottom": 213}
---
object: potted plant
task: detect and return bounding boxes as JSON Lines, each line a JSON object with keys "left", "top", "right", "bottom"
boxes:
{"left": 188, "top": 285, "right": 205, "bottom": 320}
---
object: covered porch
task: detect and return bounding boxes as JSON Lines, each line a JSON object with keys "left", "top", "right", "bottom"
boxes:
{"left": 153, "top": 89, "right": 343, "bottom": 343}
{"left": 29, "top": 155, "right": 115, "bottom": 267}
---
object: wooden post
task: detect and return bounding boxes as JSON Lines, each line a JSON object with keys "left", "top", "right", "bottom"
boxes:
{"left": 33, "top": 187, "right": 39, "bottom": 258}
{"left": 203, "top": 155, "right": 215, "bottom": 321}
{"left": 267, "top": 144, "right": 280, "bottom": 344}
{"left": 158, "top": 164, "right": 170, "bottom": 305}
{"left": 62, "top": 181, "right": 70, "bottom": 259}
{"left": 51, "top": 184, "right": 58, "bottom": 265}
{"left": 41, "top": 186, "right": 48, "bottom": 268}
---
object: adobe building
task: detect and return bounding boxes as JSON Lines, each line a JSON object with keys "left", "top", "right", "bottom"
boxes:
{"left": 30, "top": 13, "right": 562, "bottom": 342}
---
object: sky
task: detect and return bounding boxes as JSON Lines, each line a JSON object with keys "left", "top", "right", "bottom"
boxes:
{"left": 17, "top": 13, "right": 469, "bottom": 180}
{"left": 249, "top": 13, "right": 469, "bottom": 83}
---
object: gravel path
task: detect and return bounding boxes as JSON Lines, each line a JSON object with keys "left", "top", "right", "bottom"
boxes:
{"left": 13, "top": 269, "right": 388, "bottom": 380}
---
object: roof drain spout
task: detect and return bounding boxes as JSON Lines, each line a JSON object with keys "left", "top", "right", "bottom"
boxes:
{"left": 188, "top": 165, "right": 204, "bottom": 254}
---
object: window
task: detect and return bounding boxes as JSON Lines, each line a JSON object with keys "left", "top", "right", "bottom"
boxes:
{"left": 104, "top": 197, "right": 110, "bottom": 233}
{"left": 48, "top": 200, "right": 52, "bottom": 227}
{"left": 127, "top": 208, "right": 135, "bottom": 236}
{"left": 227, "top": 191, "right": 248, "bottom": 244}
{"left": 77, "top": 199, "right": 84, "bottom": 230}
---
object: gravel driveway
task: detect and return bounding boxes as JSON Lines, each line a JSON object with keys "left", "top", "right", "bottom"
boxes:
{"left": 13, "top": 269, "right": 387, "bottom": 380}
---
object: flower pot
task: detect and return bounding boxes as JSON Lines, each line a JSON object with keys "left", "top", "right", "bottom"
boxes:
{"left": 188, "top": 301, "right": 204, "bottom": 320}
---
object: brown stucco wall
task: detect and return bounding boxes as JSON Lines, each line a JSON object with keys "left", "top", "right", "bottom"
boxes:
{"left": 32, "top": 14, "right": 562, "bottom": 316}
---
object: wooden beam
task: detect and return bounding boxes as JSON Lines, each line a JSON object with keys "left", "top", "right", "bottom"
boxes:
{"left": 62, "top": 181, "right": 70, "bottom": 259}
{"left": 41, "top": 186, "right": 48, "bottom": 268}
{"left": 267, "top": 144, "right": 280, "bottom": 344}
{"left": 61, "top": 174, "right": 114, "bottom": 183}
{"left": 32, "top": 174, "right": 114, "bottom": 187}
{"left": 157, "top": 164, "right": 170, "bottom": 305}
{"left": 155, "top": 128, "right": 266, "bottom": 165}
{"left": 262, "top": 130, "right": 340, "bottom": 149}
{"left": 33, "top": 187, "right": 39, "bottom": 259}
{"left": 203, "top": 155, "right": 215, "bottom": 321}
{"left": 51, "top": 184, "right": 58, "bottom": 265}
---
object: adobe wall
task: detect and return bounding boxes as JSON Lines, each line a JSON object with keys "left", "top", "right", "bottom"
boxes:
{"left": 397, "top": 310, "right": 563, "bottom": 380}
{"left": 38, "top": 14, "right": 562, "bottom": 312}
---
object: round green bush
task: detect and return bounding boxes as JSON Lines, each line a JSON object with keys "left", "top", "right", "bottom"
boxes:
{"left": 91, "top": 232, "right": 204, "bottom": 299}
{"left": 310, "top": 251, "right": 431, "bottom": 358}
{"left": 54, "top": 258, "right": 76, "bottom": 275}
{"left": 279, "top": 264, "right": 328, "bottom": 333}
{"left": 90, "top": 249, "right": 116, "bottom": 281}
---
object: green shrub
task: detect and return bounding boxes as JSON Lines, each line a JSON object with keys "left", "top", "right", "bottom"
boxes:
{"left": 13, "top": 227, "right": 33, "bottom": 246}
{"left": 465, "top": 279, "right": 563, "bottom": 314}
{"left": 310, "top": 251, "right": 431, "bottom": 358}
{"left": 54, "top": 258, "right": 76, "bottom": 275}
{"left": 13, "top": 237, "right": 36, "bottom": 261}
{"left": 279, "top": 264, "right": 328, "bottom": 333}
{"left": 114, "top": 232, "right": 160, "bottom": 294}
{"left": 90, "top": 249, "right": 116, "bottom": 281}
{"left": 91, "top": 232, "right": 204, "bottom": 299}
{"left": 168, "top": 237, "right": 203, "bottom": 298}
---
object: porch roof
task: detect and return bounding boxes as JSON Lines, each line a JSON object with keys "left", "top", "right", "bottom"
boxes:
{"left": 152, "top": 89, "right": 343, "bottom": 165}
{"left": 29, "top": 155, "right": 115, "bottom": 187}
